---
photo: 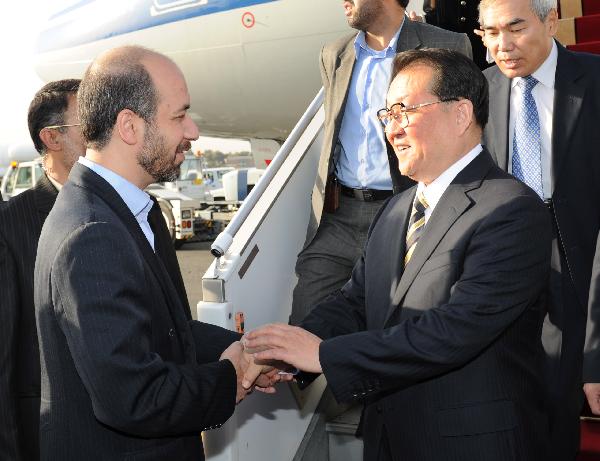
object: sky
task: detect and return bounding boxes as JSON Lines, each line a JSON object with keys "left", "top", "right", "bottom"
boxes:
{"left": 0, "top": 2, "right": 248, "bottom": 157}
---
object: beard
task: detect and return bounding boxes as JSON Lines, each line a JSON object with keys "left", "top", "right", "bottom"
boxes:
{"left": 137, "top": 121, "right": 190, "bottom": 183}
{"left": 347, "top": 0, "right": 382, "bottom": 31}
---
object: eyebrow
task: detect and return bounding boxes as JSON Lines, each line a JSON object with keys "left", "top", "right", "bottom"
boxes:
{"left": 482, "top": 17, "right": 526, "bottom": 30}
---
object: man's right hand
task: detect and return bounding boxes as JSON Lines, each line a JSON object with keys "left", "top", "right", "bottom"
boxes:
{"left": 220, "top": 341, "right": 250, "bottom": 403}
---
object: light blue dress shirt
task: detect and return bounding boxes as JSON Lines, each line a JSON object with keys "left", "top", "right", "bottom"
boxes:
{"left": 78, "top": 157, "right": 155, "bottom": 251}
{"left": 336, "top": 21, "right": 404, "bottom": 190}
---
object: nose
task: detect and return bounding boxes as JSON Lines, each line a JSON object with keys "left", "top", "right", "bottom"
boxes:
{"left": 497, "top": 31, "right": 514, "bottom": 52}
{"left": 385, "top": 120, "right": 405, "bottom": 145}
{"left": 184, "top": 115, "right": 200, "bottom": 141}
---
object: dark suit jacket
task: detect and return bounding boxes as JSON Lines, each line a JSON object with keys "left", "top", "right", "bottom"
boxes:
{"left": 300, "top": 150, "right": 551, "bottom": 461}
{"left": 483, "top": 44, "right": 600, "bottom": 425}
{"left": 306, "top": 19, "right": 472, "bottom": 245}
{"left": 34, "top": 163, "right": 240, "bottom": 460}
{"left": 424, "top": 0, "right": 488, "bottom": 69}
{"left": 0, "top": 174, "right": 57, "bottom": 461}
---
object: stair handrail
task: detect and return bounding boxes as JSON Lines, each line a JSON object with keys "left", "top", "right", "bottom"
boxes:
{"left": 210, "top": 88, "right": 324, "bottom": 258}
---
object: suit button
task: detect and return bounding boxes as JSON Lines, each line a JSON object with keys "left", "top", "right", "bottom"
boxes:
{"left": 168, "top": 328, "right": 175, "bottom": 337}
{"left": 460, "top": 1, "right": 467, "bottom": 5}
{"left": 376, "top": 404, "right": 382, "bottom": 413}
{"left": 460, "top": 16, "right": 466, "bottom": 22}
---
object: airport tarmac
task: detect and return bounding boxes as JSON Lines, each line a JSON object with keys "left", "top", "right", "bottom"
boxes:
{"left": 176, "top": 241, "right": 214, "bottom": 319}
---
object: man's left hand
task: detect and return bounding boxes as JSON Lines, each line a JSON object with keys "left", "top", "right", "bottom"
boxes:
{"left": 584, "top": 383, "right": 600, "bottom": 415}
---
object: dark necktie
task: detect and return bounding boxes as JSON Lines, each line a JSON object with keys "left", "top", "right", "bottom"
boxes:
{"left": 405, "top": 191, "right": 428, "bottom": 266}
{"left": 512, "top": 75, "right": 544, "bottom": 198}
{"left": 147, "top": 199, "right": 192, "bottom": 318}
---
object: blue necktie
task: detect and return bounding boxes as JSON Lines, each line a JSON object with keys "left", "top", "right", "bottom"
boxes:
{"left": 512, "top": 75, "right": 543, "bottom": 198}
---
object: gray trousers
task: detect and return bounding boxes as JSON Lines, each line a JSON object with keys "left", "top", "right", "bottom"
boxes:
{"left": 291, "top": 193, "right": 386, "bottom": 325}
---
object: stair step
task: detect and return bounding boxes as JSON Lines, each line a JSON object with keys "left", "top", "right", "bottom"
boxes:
{"left": 567, "top": 40, "right": 600, "bottom": 53}
{"left": 575, "top": 14, "right": 600, "bottom": 43}
{"left": 583, "top": 0, "right": 600, "bottom": 15}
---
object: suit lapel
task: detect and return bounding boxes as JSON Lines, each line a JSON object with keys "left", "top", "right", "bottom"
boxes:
{"left": 552, "top": 44, "right": 585, "bottom": 188}
{"left": 33, "top": 174, "right": 58, "bottom": 224}
{"left": 384, "top": 189, "right": 415, "bottom": 325}
{"left": 487, "top": 68, "right": 511, "bottom": 170}
{"left": 331, "top": 39, "right": 357, "bottom": 134}
{"left": 385, "top": 151, "right": 493, "bottom": 324}
{"left": 396, "top": 18, "right": 423, "bottom": 51}
{"left": 69, "top": 164, "right": 187, "bottom": 321}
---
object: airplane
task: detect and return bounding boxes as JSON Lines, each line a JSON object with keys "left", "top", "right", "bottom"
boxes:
{"left": 34, "top": 0, "right": 349, "bottom": 142}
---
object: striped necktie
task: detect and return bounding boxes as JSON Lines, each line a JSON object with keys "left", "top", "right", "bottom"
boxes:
{"left": 405, "top": 191, "right": 429, "bottom": 266}
{"left": 512, "top": 75, "right": 543, "bottom": 198}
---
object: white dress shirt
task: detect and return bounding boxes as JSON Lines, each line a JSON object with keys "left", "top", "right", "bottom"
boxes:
{"left": 416, "top": 144, "right": 483, "bottom": 225}
{"left": 508, "top": 40, "right": 557, "bottom": 200}
{"left": 78, "top": 157, "right": 155, "bottom": 250}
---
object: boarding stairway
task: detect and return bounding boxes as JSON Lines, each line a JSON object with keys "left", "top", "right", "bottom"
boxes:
{"left": 556, "top": 0, "right": 600, "bottom": 54}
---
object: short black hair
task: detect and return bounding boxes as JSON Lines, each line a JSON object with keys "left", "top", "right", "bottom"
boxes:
{"left": 78, "top": 46, "right": 158, "bottom": 150}
{"left": 27, "top": 79, "right": 81, "bottom": 154}
{"left": 397, "top": 0, "right": 410, "bottom": 8}
{"left": 391, "top": 48, "right": 489, "bottom": 129}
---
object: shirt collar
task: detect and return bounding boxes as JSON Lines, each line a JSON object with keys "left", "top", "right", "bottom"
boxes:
{"left": 46, "top": 173, "right": 62, "bottom": 191}
{"left": 417, "top": 144, "right": 483, "bottom": 210}
{"left": 354, "top": 16, "right": 404, "bottom": 57}
{"left": 511, "top": 40, "right": 558, "bottom": 91}
{"left": 78, "top": 157, "right": 152, "bottom": 218}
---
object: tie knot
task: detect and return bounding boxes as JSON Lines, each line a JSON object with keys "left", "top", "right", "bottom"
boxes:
{"left": 519, "top": 75, "right": 538, "bottom": 94}
{"left": 415, "top": 191, "right": 429, "bottom": 212}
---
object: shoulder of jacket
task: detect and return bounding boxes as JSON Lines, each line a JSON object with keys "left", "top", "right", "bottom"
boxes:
{"left": 322, "top": 32, "right": 356, "bottom": 56}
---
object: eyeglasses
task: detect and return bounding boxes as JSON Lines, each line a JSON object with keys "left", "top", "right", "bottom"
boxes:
{"left": 43, "top": 123, "right": 81, "bottom": 130}
{"left": 377, "top": 99, "right": 458, "bottom": 129}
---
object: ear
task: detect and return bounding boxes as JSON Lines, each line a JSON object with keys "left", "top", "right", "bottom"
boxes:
{"left": 115, "top": 109, "right": 143, "bottom": 146}
{"left": 455, "top": 99, "right": 474, "bottom": 135}
{"left": 38, "top": 128, "right": 62, "bottom": 152}
{"left": 546, "top": 8, "right": 559, "bottom": 37}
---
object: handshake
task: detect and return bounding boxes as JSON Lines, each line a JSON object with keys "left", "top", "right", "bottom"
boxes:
{"left": 219, "top": 323, "right": 324, "bottom": 403}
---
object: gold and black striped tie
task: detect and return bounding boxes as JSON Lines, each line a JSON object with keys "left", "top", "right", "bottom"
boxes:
{"left": 404, "top": 192, "right": 429, "bottom": 266}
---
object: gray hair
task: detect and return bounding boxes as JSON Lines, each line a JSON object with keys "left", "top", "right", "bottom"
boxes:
{"left": 479, "top": 0, "right": 557, "bottom": 24}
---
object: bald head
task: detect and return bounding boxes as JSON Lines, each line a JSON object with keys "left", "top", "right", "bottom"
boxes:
{"left": 78, "top": 46, "right": 177, "bottom": 150}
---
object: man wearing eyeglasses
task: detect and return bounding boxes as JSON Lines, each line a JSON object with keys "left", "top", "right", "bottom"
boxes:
{"left": 290, "top": 0, "right": 472, "bottom": 327}
{"left": 244, "top": 49, "right": 551, "bottom": 460}
{"left": 0, "top": 79, "right": 84, "bottom": 461}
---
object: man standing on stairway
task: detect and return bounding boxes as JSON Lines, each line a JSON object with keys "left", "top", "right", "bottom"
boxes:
{"left": 479, "top": 0, "right": 600, "bottom": 458}
{"left": 290, "top": 0, "right": 472, "bottom": 325}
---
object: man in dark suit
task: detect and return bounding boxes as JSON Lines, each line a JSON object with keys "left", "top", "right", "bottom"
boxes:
{"left": 0, "top": 79, "right": 84, "bottom": 460}
{"left": 245, "top": 49, "right": 551, "bottom": 461}
{"left": 479, "top": 0, "right": 600, "bottom": 458}
{"left": 290, "top": 0, "right": 472, "bottom": 325}
{"left": 34, "top": 46, "right": 274, "bottom": 461}
{"left": 423, "top": 0, "right": 488, "bottom": 69}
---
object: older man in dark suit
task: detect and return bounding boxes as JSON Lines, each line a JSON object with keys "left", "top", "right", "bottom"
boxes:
{"left": 290, "top": 0, "right": 472, "bottom": 325}
{"left": 34, "top": 46, "right": 275, "bottom": 461}
{"left": 479, "top": 0, "right": 600, "bottom": 458}
{"left": 245, "top": 49, "right": 551, "bottom": 461}
{"left": 0, "top": 79, "right": 84, "bottom": 461}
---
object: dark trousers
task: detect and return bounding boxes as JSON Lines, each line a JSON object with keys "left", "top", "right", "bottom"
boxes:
{"left": 544, "top": 225, "right": 585, "bottom": 461}
{"left": 290, "top": 194, "right": 386, "bottom": 325}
